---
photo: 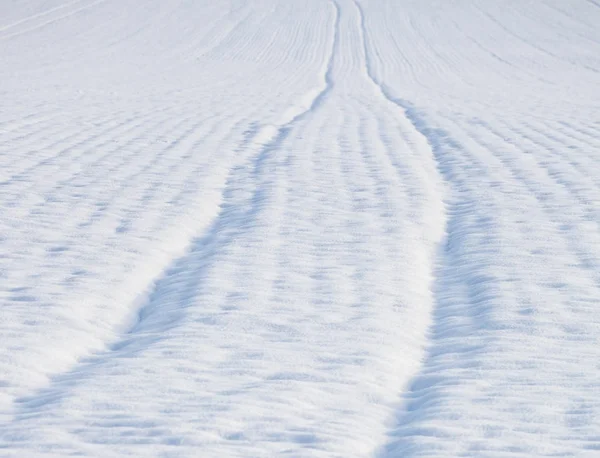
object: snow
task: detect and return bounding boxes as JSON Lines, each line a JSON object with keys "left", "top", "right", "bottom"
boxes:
{"left": 0, "top": 0, "right": 599, "bottom": 456}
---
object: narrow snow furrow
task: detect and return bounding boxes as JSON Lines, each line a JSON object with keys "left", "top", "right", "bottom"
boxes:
{"left": 519, "top": 120, "right": 600, "bottom": 180}
{"left": 1, "top": 107, "right": 167, "bottom": 180}
{"left": 0, "top": 0, "right": 107, "bottom": 41}
{"left": 462, "top": 121, "right": 600, "bottom": 286}
{"left": 533, "top": 2, "right": 600, "bottom": 47}
{"left": 0, "top": 111, "right": 132, "bottom": 183}
{"left": 195, "top": 8, "right": 254, "bottom": 60}
{"left": 491, "top": 119, "right": 600, "bottom": 212}
{"left": 475, "top": 2, "right": 600, "bottom": 74}
{"left": 0, "top": 0, "right": 88, "bottom": 33}
{"left": 3, "top": 112, "right": 167, "bottom": 209}
{"left": 2, "top": 0, "right": 600, "bottom": 456}
{"left": 553, "top": 121, "right": 600, "bottom": 158}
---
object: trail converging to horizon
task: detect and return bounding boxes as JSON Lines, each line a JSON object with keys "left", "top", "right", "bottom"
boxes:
{"left": 1, "top": 0, "right": 599, "bottom": 456}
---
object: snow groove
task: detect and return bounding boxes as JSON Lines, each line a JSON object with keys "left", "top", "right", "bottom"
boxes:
{"left": 2, "top": 0, "right": 600, "bottom": 456}
{"left": 351, "top": 3, "right": 600, "bottom": 454}
{"left": 0, "top": 0, "right": 107, "bottom": 41}
{"left": 2, "top": 0, "right": 341, "bottom": 435}
{"left": 122, "top": 0, "right": 339, "bottom": 358}
{"left": 374, "top": 104, "right": 600, "bottom": 457}
{"left": 0, "top": 0, "right": 90, "bottom": 33}
{"left": 353, "top": 3, "right": 457, "bottom": 454}
{"left": 372, "top": 105, "right": 483, "bottom": 458}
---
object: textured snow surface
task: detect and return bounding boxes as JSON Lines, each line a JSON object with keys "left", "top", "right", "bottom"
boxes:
{"left": 1, "top": 0, "right": 600, "bottom": 456}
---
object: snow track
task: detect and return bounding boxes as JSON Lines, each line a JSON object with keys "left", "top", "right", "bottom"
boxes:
{"left": 1, "top": 0, "right": 600, "bottom": 456}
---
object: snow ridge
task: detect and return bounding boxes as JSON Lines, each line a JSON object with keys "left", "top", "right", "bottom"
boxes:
{"left": 2, "top": 0, "right": 600, "bottom": 456}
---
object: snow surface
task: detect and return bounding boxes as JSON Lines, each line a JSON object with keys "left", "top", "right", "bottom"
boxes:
{"left": 1, "top": 0, "right": 600, "bottom": 456}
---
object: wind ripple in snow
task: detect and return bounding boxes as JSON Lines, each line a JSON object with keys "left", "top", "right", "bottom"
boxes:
{"left": 1, "top": 0, "right": 600, "bottom": 457}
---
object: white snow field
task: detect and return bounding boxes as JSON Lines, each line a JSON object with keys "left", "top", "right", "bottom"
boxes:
{"left": 1, "top": 0, "right": 600, "bottom": 456}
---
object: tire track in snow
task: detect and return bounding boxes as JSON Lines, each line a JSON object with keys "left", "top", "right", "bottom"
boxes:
{"left": 354, "top": 4, "right": 495, "bottom": 457}
{"left": 114, "top": 0, "right": 339, "bottom": 342}
{"left": 368, "top": 105, "right": 502, "bottom": 458}
{"left": 353, "top": 1, "right": 521, "bottom": 456}
{"left": 3, "top": 0, "right": 340, "bottom": 429}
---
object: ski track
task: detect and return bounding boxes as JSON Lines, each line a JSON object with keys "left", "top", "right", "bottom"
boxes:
{"left": 1, "top": 0, "right": 600, "bottom": 456}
